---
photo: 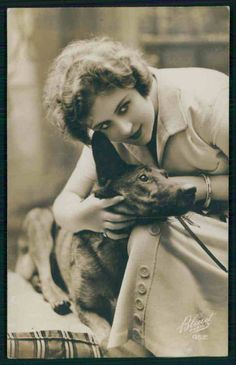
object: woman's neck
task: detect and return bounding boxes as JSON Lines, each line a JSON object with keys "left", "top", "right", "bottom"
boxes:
{"left": 149, "top": 72, "right": 159, "bottom": 117}
{"left": 147, "top": 116, "right": 158, "bottom": 164}
{"left": 145, "top": 73, "right": 159, "bottom": 162}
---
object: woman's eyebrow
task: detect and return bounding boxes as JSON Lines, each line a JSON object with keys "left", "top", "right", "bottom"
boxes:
{"left": 92, "top": 95, "right": 128, "bottom": 129}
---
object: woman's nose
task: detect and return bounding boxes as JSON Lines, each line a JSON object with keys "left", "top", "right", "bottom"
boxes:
{"left": 115, "top": 119, "right": 133, "bottom": 137}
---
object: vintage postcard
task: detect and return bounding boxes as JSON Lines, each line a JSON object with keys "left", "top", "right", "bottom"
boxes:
{"left": 6, "top": 3, "right": 230, "bottom": 361}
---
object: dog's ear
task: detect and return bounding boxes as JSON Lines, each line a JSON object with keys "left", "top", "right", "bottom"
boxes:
{"left": 94, "top": 182, "right": 117, "bottom": 199}
{"left": 92, "top": 131, "right": 128, "bottom": 186}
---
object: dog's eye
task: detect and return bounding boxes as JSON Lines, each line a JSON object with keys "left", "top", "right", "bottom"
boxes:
{"left": 139, "top": 174, "right": 149, "bottom": 182}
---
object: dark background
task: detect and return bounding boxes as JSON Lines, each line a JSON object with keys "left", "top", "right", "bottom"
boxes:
{"left": 7, "top": 6, "right": 229, "bottom": 269}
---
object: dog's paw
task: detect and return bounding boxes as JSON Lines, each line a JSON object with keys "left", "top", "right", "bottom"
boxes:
{"left": 41, "top": 279, "right": 72, "bottom": 315}
{"left": 30, "top": 274, "right": 42, "bottom": 293}
{"left": 52, "top": 300, "right": 72, "bottom": 315}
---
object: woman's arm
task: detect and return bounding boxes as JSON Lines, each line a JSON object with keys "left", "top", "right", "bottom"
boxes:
{"left": 170, "top": 174, "right": 228, "bottom": 204}
{"left": 171, "top": 80, "right": 229, "bottom": 207}
{"left": 193, "top": 86, "right": 229, "bottom": 159}
{"left": 53, "top": 145, "right": 97, "bottom": 231}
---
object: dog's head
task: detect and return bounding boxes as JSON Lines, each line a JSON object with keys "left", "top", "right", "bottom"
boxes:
{"left": 92, "top": 132, "right": 196, "bottom": 220}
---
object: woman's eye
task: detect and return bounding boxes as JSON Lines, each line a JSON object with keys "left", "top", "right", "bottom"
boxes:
{"left": 99, "top": 122, "right": 110, "bottom": 130}
{"left": 139, "top": 174, "right": 149, "bottom": 182}
{"left": 119, "top": 102, "right": 129, "bottom": 115}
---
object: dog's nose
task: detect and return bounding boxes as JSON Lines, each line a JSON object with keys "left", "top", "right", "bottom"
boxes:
{"left": 181, "top": 184, "right": 197, "bottom": 197}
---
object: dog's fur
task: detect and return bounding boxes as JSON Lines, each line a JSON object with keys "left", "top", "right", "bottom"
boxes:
{"left": 15, "top": 132, "right": 196, "bottom": 349}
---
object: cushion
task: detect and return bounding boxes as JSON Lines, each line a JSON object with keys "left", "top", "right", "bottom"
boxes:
{"left": 7, "top": 272, "right": 102, "bottom": 358}
{"left": 7, "top": 330, "right": 101, "bottom": 359}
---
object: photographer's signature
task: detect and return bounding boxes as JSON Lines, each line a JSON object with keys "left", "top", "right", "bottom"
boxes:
{"left": 177, "top": 312, "right": 215, "bottom": 340}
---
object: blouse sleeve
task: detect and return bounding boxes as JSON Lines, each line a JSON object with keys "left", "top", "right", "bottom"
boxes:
{"left": 63, "top": 145, "right": 97, "bottom": 198}
{"left": 191, "top": 76, "right": 229, "bottom": 160}
{"left": 210, "top": 87, "right": 229, "bottom": 158}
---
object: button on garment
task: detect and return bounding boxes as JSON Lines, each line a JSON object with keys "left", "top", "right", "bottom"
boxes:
{"left": 135, "top": 298, "right": 144, "bottom": 311}
{"left": 137, "top": 283, "right": 147, "bottom": 295}
{"left": 132, "top": 328, "right": 143, "bottom": 343}
{"left": 133, "top": 313, "right": 143, "bottom": 326}
{"left": 139, "top": 266, "right": 150, "bottom": 278}
{"left": 149, "top": 224, "right": 161, "bottom": 236}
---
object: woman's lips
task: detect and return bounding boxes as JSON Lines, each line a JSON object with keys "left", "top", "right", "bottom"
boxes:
{"left": 129, "top": 126, "right": 142, "bottom": 140}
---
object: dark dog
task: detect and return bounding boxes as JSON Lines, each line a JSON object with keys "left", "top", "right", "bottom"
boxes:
{"left": 15, "top": 132, "right": 196, "bottom": 348}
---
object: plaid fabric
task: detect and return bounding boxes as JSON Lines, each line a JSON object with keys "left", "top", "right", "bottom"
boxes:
{"left": 7, "top": 331, "right": 102, "bottom": 358}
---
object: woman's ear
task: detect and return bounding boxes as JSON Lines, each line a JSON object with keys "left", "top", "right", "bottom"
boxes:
{"left": 92, "top": 131, "right": 129, "bottom": 186}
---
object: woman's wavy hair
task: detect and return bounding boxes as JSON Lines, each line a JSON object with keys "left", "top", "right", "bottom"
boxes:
{"left": 44, "top": 37, "right": 153, "bottom": 144}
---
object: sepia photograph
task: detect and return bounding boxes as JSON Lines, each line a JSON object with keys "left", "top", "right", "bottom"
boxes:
{"left": 7, "top": 5, "right": 229, "bottom": 359}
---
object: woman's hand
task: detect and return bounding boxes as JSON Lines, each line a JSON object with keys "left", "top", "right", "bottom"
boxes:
{"left": 53, "top": 191, "right": 135, "bottom": 238}
{"left": 79, "top": 194, "right": 136, "bottom": 240}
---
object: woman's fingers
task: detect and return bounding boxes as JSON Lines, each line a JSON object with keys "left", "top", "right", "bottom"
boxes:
{"left": 104, "top": 220, "right": 135, "bottom": 231}
{"left": 103, "top": 211, "right": 135, "bottom": 222}
{"left": 105, "top": 230, "right": 130, "bottom": 240}
{"left": 101, "top": 196, "right": 124, "bottom": 208}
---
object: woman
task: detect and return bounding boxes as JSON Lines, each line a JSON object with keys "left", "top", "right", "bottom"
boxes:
{"left": 44, "top": 37, "right": 228, "bottom": 357}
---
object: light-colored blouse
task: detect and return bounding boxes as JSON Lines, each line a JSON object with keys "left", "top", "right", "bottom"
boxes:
{"left": 107, "top": 68, "right": 229, "bottom": 357}
{"left": 70, "top": 67, "right": 229, "bottom": 357}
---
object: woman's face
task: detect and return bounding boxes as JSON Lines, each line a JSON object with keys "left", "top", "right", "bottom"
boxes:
{"left": 88, "top": 88, "right": 155, "bottom": 145}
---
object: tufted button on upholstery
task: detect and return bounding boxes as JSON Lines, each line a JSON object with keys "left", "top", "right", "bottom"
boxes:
{"left": 132, "top": 328, "right": 142, "bottom": 342}
{"left": 149, "top": 224, "right": 161, "bottom": 236}
{"left": 137, "top": 282, "right": 147, "bottom": 295}
{"left": 135, "top": 298, "right": 144, "bottom": 310}
{"left": 139, "top": 265, "right": 150, "bottom": 278}
{"left": 133, "top": 313, "right": 143, "bottom": 326}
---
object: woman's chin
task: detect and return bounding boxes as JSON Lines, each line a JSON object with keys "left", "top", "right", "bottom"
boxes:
{"left": 132, "top": 132, "right": 152, "bottom": 146}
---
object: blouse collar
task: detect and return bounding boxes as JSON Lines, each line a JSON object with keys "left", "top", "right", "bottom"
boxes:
{"left": 123, "top": 68, "right": 188, "bottom": 167}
